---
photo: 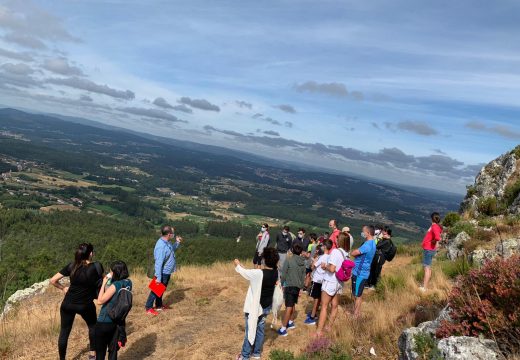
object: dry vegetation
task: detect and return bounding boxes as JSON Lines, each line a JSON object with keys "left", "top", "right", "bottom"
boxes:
{"left": 0, "top": 254, "right": 451, "bottom": 360}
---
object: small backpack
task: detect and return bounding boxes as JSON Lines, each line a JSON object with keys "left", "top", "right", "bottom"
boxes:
{"left": 335, "top": 249, "right": 355, "bottom": 282}
{"left": 108, "top": 281, "right": 133, "bottom": 323}
{"left": 384, "top": 240, "right": 397, "bottom": 262}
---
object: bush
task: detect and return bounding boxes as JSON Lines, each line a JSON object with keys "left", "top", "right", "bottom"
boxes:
{"left": 442, "top": 212, "right": 461, "bottom": 228}
{"left": 414, "top": 333, "right": 442, "bottom": 360}
{"left": 376, "top": 274, "right": 406, "bottom": 299}
{"left": 269, "top": 350, "right": 299, "bottom": 360}
{"left": 477, "top": 197, "right": 498, "bottom": 216}
{"left": 448, "top": 222, "right": 476, "bottom": 238}
{"left": 436, "top": 255, "right": 520, "bottom": 355}
{"left": 477, "top": 218, "right": 496, "bottom": 228}
{"left": 437, "top": 257, "right": 472, "bottom": 279}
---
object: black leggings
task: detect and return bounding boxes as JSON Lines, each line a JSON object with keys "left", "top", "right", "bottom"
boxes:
{"left": 58, "top": 301, "right": 97, "bottom": 360}
{"left": 95, "top": 322, "right": 118, "bottom": 360}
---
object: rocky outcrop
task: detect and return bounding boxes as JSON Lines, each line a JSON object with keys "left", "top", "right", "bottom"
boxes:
{"left": 469, "top": 237, "right": 520, "bottom": 267}
{"left": 446, "top": 231, "right": 470, "bottom": 260}
{"left": 398, "top": 308, "right": 504, "bottom": 360}
{"left": 460, "top": 149, "right": 518, "bottom": 216}
{"left": 437, "top": 337, "right": 504, "bottom": 360}
{"left": 0, "top": 279, "right": 49, "bottom": 319}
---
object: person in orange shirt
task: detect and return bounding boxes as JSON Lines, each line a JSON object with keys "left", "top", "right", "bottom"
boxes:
{"left": 420, "top": 212, "right": 443, "bottom": 292}
{"left": 328, "top": 219, "right": 340, "bottom": 249}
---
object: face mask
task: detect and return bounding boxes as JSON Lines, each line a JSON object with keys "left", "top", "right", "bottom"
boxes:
{"left": 261, "top": 227, "right": 266, "bottom": 232}
{"left": 361, "top": 232, "right": 367, "bottom": 239}
{"left": 298, "top": 234, "right": 303, "bottom": 239}
{"left": 282, "top": 231, "right": 288, "bottom": 236}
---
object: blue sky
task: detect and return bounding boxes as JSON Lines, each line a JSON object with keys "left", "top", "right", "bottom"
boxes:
{"left": 0, "top": 0, "right": 519, "bottom": 193}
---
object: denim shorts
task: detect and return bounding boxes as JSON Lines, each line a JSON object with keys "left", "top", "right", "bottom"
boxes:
{"left": 423, "top": 250, "right": 437, "bottom": 267}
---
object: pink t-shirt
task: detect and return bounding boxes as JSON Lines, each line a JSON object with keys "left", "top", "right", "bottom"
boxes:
{"left": 422, "top": 223, "right": 442, "bottom": 250}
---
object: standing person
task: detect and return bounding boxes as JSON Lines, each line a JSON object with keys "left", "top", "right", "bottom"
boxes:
{"left": 234, "top": 248, "right": 279, "bottom": 360}
{"left": 305, "top": 240, "right": 332, "bottom": 325}
{"left": 95, "top": 260, "right": 132, "bottom": 360}
{"left": 351, "top": 225, "right": 377, "bottom": 317}
{"left": 145, "top": 225, "right": 182, "bottom": 315}
{"left": 341, "top": 226, "right": 354, "bottom": 250}
{"left": 304, "top": 233, "right": 318, "bottom": 290}
{"left": 275, "top": 226, "right": 293, "bottom": 270}
{"left": 253, "top": 223, "right": 270, "bottom": 269}
{"left": 318, "top": 232, "right": 329, "bottom": 245}
{"left": 277, "top": 243, "right": 306, "bottom": 336}
{"left": 420, "top": 213, "right": 443, "bottom": 292}
{"left": 50, "top": 243, "right": 103, "bottom": 360}
{"left": 366, "top": 227, "right": 394, "bottom": 289}
{"left": 328, "top": 219, "right": 340, "bottom": 249}
{"left": 315, "top": 234, "right": 350, "bottom": 336}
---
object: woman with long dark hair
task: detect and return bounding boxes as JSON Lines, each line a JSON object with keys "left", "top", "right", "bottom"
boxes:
{"left": 95, "top": 260, "right": 132, "bottom": 360}
{"left": 50, "top": 243, "right": 103, "bottom": 360}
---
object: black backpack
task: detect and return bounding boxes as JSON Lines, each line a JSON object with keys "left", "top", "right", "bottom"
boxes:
{"left": 384, "top": 240, "right": 397, "bottom": 262}
{"left": 108, "top": 281, "right": 133, "bottom": 323}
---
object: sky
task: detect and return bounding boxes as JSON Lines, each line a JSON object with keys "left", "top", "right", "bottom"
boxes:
{"left": 0, "top": 0, "right": 519, "bottom": 193}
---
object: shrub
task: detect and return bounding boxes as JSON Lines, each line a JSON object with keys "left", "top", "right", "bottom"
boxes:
{"left": 505, "top": 180, "right": 520, "bottom": 207}
{"left": 414, "top": 333, "right": 442, "bottom": 360}
{"left": 376, "top": 274, "right": 406, "bottom": 299}
{"left": 442, "top": 212, "right": 461, "bottom": 228}
{"left": 477, "top": 197, "right": 498, "bottom": 216}
{"left": 438, "top": 257, "right": 472, "bottom": 279}
{"left": 505, "top": 215, "right": 520, "bottom": 226}
{"left": 436, "top": 255, "right": 520, "bottom": 355}
{"left": 448, "top": 222, "right": 476, "bottom": 238}
{"left": 269, "top": 350, "right": 299, "bottom": 360}
{"left": 477, "top": 218, "right": 496, "bottom": 228}
{"left": 466, "top": 185, "right": 477, "bottom": 198}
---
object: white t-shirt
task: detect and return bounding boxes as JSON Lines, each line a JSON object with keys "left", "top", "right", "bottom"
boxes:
{"left": 323, "top": 248, "right": 348, "bottom": 283}
{"left": 312, "top": 254, "right": 329, "bottom": 283}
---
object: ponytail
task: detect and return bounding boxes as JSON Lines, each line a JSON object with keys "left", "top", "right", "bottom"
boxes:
{"left": 71, "top": 243, "right": 94, "bottom": 279}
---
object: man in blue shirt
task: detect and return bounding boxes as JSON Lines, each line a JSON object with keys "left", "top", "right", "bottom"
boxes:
{"left": 145, "top": 225, "right": 182, "bottom": 315}
{"left": 350, "top": 225, "right": 376, "bottom": 317}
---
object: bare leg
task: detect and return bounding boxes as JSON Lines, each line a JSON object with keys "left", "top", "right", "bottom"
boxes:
{"left": 423, "top": 266, "right": 432, "bottom": 289}
{"left": 282, "top": 306, "right": 293, "bottom": 327}
{"left": 316, "top": 292, "right": 331, "bottom": 335}
{"left": 353, "top": 296, "right": 363, "bottom": 317}
{"left": 327, "top": 294, "right": 340, "bottom": 328}
{"left": 311, "top": 298, "right": 320, "bottom": 318}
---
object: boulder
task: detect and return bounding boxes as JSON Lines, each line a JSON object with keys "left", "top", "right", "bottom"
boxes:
{"left": 469, "top": 248, "right": 495, "bottom": 267}
{"left": 0, "top": 279, "right": 49, "bottom": 319}
{"left": 447, "top": 231, "right": 471, "bottom": 260}
{"left": 495, "top": 238, "right": 520, "bottom": 258}
{"left": 437, "top": 336, "right": 504, "bottom": 360}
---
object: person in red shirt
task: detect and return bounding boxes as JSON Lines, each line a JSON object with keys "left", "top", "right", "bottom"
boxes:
{"left": 420, "top": 212, "right": 443, "bottom": 292}
{"left": 328, "top": 219, "right": 340, "bottom": 249}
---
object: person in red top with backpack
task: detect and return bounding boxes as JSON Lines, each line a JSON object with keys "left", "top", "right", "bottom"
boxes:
{"left": 420, "top": 212, "right": 443, "bottom": 292}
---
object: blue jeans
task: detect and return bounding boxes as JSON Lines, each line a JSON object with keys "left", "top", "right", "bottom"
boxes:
{"left": 423, "top": 250, "right": 437, "bottom": 267}
{"left": 241, "top": 306, "right": 271, "bottom": 359}
{"left": 145, "top": 273, "right": 171, "bottom": 310}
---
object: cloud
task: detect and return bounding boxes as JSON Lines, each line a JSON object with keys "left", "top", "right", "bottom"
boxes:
{"left": 80, "top": 94, "right": 93, "bottom": 102}
{"left": 153, "top": 97, "right": 174, "bottom": 109}
{"left": 42, "top": 57, "right": 84, "bottom": 76}
{"left": 0, "top": 47, "right": 33, "bottom": 62}
{"left": 251, "top": 113, "right": 292, "bottom": 128}
{"left": 395, "top": 120, "right": 438, "bottom": 136}
{"left": 465, "top": 120, "right": 520, "bottom": 139}
{"left": 172, "top": 104, "right": 193, "bottom": 113}
{"left": 47, "top": 77, "right": 135, "bottom": 100}
{"left": 236, "top": 100, "right": 252, "bottom": 109}
{"left": 263, "top": 117, "right": 281, "bottom": 126}
{"left": 433, "top": 148, "right": 446, "bottom": 155}
{"left": 119, "top": 107, "right": 187, "bottom": 123}
{"left": 1, "top": 62, "right": 34, "bottom": 75}
{"left": 274, "top": 104, "right": 296, "bottom": 113}
{"left": 252, "top": 113, "right": 263, "bottom": 119}
{"left": 3, "top": 32, "right": 46, "bottom": 49}
{"left": 284, "top": 121, "right": 293, "bottom": 128}
{"left": 178, "top": 96, "right": 220, "bottom": 112}
{"left": 203, "top": 125, "right": 479, "bottom": 180}
{"left": 263, "top": 130, "right": 280, "bottom": 136}
{"left": 294, "top": 81, "right": 348, "bottom": 97}
{"left": 371, "top": 122, "right": 380, "bottom": 129}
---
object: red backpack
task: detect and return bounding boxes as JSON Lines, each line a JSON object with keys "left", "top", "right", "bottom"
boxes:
{"left": 335, "top": 249, "right": 355, "bottom": 282}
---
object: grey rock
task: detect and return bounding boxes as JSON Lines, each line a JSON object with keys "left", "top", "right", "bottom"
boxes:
{"left": 437, "top": 336, "right": 504, "bottom": 360}
{"left": 469, "top": 248, "right": 495, "bottom": 268}
{"left": 398, "top": 326, "right": 422, "bottom": 360}
{"left": 495, "top": 238, "right": 520, "bottom": 258}
{"left": 0, "top": 279, "right": 49, "bottom": 319}
{"left": 447, "top": 231, "right": 471, "bottom": 260}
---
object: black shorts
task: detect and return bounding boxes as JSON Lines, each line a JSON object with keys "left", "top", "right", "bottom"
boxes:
{"left": 253, "top": 251, "right": 262, "bottom": 265}
{"left": 305, "top": 268, "right": 312, "bottom": 274}
{"left": 310, "top": 282, "right": 322, "bottom": 299}
{"left": 284, "top": 286, "right": 300, "bottom": 307}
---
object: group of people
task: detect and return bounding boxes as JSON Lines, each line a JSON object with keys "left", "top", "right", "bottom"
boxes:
{"left": 49, "top": 213, "right": 442, "bottom": 360}
{"left": 50, "top": 225, "right": 182, "bottom": 360}
{"left": 237, "top": 213, "right": 442, "bottom": 360}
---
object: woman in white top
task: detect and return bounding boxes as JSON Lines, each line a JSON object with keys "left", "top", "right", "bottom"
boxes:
{"left": 315, "top": 232, "right": 350, "bottom": 336}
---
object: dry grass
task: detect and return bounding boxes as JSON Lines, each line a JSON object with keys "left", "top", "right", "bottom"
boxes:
{"left": 0, "top": 255, "right": 451, "bottom": 360}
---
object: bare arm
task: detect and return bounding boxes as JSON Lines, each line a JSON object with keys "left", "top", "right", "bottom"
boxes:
{"left": 97, "top": 275, "right": 117, "bottom": 305}
{"left": 351, "top": 249, "right": 361, "bottom": 257}
{"left": 50, "top": 272, "right": 68, "bottom": 294}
